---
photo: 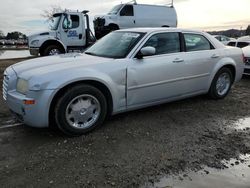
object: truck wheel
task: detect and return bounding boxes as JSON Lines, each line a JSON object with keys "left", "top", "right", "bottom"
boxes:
{"left": 43, "top": 45, "right": 64, "bottom": 56}
{"left": 208, "top": 67, "right": 233, "bottom": 99}
{"left": 109, "top": 24, "right": 119, "bottom": 31}
{"left": 55, "top": 84, "right": 107, "bottom": 136}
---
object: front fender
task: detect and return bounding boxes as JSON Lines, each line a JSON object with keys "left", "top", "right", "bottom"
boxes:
{"left": 40, "top": 38, "right": 67, "bottom": 52}
{"left": 38, "top": 68, "right": 127, "bottom": 114}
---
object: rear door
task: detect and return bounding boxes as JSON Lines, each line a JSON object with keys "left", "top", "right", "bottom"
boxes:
{"left": 181, "top": 33, "right": 221, "bottom": 91}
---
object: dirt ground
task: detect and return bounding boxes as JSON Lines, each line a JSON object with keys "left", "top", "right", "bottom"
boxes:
{"left": 0, "top": 58, "right": 250, "bottom": 187}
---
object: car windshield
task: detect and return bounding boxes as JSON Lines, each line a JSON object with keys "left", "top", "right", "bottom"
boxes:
{"left": 108, "top": 4, "right": 123, "bottom": 15}
{"left": 85, "top": 32, "right": 145, "bottom": 58}
{"left": 49, "top": 13, "right": 62, "bottom": 30}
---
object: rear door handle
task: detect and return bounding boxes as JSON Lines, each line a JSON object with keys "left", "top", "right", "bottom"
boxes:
{"left": 211, "top": 54, "right": 220, "bottom": 58}
{"left": 173, "top": 58, "right": 184, "bottom": 63}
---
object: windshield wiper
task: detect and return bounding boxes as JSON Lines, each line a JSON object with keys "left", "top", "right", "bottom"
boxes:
{"left": 85, "top": 52, "right": 96, "bottom": 56}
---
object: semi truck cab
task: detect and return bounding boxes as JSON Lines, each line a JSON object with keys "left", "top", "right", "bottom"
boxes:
{"left": 28, "top": 10, "right": 95, "bottom": 56}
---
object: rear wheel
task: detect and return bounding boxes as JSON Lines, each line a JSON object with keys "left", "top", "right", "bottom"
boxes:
{"left": 55, "top": 84, "right": 107, "bottom": 136}
{"left": 208, "top": 67, "right": 233, "bottom": 99}
{"left": 43, "top": 45, "right": 64, "bottom": 56}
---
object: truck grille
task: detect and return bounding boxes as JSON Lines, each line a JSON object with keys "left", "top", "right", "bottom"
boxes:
{"left": 245, "top": 57, "right": 250, "bottom": 65}
{"left": 2, "top": 74, "right": 9, "bottom": 100}
{"left": 93, "top": 17, "right": 105, "bottom": 27}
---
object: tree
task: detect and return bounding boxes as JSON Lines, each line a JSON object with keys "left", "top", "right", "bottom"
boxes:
{"left": 6, "top": 31, "right": 27, "bottom": 40}
{"left": 41, "top": 5, "right": 63, "bottom": 22}
{"left": 0, "top": 30, "right": 5, "bottom": 39}
{"left": 246, "top": 25, "right": 250, "bottom": 36}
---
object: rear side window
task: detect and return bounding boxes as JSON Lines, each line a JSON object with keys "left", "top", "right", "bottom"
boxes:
{"left": 143, "top": 32, "right": 180, "bottom": 55}
{"left": 237, "top": 42, "right": 249, "bottom": 48}
{"left": 120, "top": 5, "right": 134, "bottom": 16}
{"left": 184, "top": 34, "right": 213, "bottom": 52}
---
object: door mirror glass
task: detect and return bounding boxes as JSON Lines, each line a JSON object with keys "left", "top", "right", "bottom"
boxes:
{"left": 137, "top": 46, "right": 156, "bottom": 59}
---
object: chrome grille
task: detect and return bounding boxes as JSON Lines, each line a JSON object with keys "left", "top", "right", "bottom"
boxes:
{"left": 2, "top": 74, "right": 9, "bottom": 100}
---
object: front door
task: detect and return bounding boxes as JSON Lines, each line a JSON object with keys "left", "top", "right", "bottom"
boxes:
{"left": 127, "top": 32, "right": 187, "bottom": 106}
{"left": 59, "top": 14, "right": 85, "bottom": 47}
{"left": 118, "top": 5, "right": 136, "bottom": 29}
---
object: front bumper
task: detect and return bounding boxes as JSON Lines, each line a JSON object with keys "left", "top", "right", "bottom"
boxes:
{"left": 243, "top": 65, "right": 250, "bottom": 75}
{"left": 5, "top": 89, "right": 56, "bottom": 128}
{"left": 29, "top": 47, "right": 39, "bottom": 56}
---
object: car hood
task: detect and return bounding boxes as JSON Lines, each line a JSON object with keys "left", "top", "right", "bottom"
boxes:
{"left": 11, "top": 53, "right": 112, "bottom": 80}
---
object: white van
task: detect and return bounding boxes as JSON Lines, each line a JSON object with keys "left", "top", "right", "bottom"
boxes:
{"left": 93, "top": 2, "right": 177, "bottom": 39}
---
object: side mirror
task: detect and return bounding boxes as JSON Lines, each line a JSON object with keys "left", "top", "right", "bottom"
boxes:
{"left": 136, "top": 46, "right": 156, "bottom": 59}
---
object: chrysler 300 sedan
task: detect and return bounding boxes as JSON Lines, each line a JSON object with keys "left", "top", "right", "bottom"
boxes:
{"left": 3, "top": 28, "right": 244, "bottom": 136}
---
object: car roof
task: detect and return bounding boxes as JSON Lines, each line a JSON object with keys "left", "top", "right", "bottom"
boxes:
{"left": 117, "top": 27, "right": 204, "bottom": 34}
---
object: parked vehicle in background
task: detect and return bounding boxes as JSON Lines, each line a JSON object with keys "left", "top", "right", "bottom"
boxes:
{"left": 94, "top": 2, "right": 177, "bottom": 39}
{"left": 213, "top": 35, "right": 236, "bottom": 45}
{"left": 3, "top": 28, "right": 244, "bottom": 136}
{"left": 227, "top": 35, "right": 250, "bottom": 48}
{"left": 0, "top": 40, "right": 5, "bottom": 45}
{"left": 243, "top": 46, "right": 250, "bottom": 75}
{"left": 28, "top": 10, "right": 95, "bottom": 56}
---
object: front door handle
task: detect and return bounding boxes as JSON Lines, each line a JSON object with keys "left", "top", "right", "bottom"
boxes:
{"left": 173, "top": 58, "right": 184, "bottom": 63}
{"left": 211, "top": 54, "right": 220, "bottom": 58}
{"left": 79, "top": 34, "right": 83, "bottom": 39}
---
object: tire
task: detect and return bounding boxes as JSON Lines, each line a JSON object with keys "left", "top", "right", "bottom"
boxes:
{"left": 43, "top": 45, "right": 64, "bottom": 56}
{"left": 55, "top": 84, "right": 107, "bottom": 136}
{"left": 109, "top": 24, "right": 119, "bottom": 32}
{"left": 208, "top": 67, "right": 233, "bottom": 99}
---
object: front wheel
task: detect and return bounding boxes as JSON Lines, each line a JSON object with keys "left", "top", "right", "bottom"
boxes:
{"left": 55, "top": 84, "right": 107, "bottom": 136}
{"left": 43, "top": 45, "right": 64, "bottom": 56}
{"left": 208, "top": 67, "right": 233, "bottom": 99}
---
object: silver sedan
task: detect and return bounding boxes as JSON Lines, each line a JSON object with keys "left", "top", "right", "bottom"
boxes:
{"left": 3, "top": 28, "right": 244, "bottom": 136}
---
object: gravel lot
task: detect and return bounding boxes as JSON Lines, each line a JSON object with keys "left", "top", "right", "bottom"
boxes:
{"left": 0, "top": 58, "right": 250, "bottom": 187}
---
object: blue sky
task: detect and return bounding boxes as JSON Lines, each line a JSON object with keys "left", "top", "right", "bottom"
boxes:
{"left": 0, "top": 0, "right": 249, "bottom": 35}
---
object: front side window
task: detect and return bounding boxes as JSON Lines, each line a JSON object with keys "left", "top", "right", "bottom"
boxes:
{"left": 120, "top": 5, "right": 134, "bottom": 16}
{"left": 63, "top": 15, "right": 79, "bottom": 29}
{"left": 85, "top": 31, "right": 144, "bottom": 58}
{"left": 227, "top": 42, "right": 236, "bottom": 47}
{"left": 184, "top": 34, "right": 213, "bottom": 52}
{"left": 143, "top": 32, "right": 180, "bottom": 55}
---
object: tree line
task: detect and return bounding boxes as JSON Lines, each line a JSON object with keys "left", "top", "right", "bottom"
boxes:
{"left": 0, "top": 30, "right": 27, "bottom": 40}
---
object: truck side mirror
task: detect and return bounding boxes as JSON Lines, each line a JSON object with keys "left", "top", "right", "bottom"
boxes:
{"left": 136, "top": 46, "right": 156, "bottom": 59}
{"left": 63, "top": 15, "right": 72, "bottom": 30}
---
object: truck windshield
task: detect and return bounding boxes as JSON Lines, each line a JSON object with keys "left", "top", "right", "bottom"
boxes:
{"left": 85, "top": 32, "right": 145, "bottom": 58}
{"left": 49, "top": 13, "right": 62, "bottom": 30}
{"left": 108, "top": 4, "right": 123, "bottom": 15}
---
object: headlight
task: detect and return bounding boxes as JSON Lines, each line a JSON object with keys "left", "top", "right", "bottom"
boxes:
{"left": 30, "top": 40, "right": 39, "bottom": 46}
{"left": 17, "top": 78, "right": 29, "bottom": 94}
